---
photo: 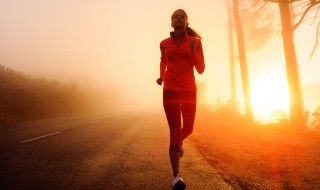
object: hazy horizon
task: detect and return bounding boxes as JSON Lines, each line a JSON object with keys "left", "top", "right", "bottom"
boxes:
{"left": 1, "top": 0, "right": 320, "bottom": 122}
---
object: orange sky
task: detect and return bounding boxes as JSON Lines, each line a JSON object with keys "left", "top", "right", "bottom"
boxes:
{"left": 0, "top": 0, "right": 320, "bottom": 123}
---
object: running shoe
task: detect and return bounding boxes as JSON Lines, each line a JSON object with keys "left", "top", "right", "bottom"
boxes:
{"left": 172, "top": 174, "right": 186, "bottom": 190}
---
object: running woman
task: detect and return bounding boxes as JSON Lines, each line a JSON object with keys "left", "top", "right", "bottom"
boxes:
{"left": 156, "top": 9, "right": 205, "bottom": 190}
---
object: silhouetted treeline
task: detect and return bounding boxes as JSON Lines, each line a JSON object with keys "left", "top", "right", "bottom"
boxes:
{"left": 0, "top": 65, "right": 114, "bottom": 124}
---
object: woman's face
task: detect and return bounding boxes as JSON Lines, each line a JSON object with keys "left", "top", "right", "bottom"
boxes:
{"left": 171, "top": 10, "right": 188, "bottom": 30}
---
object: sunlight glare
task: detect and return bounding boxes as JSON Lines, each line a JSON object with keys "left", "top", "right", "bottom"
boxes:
{"left": 251, "top": 73, "right": 289, "bottom": 123}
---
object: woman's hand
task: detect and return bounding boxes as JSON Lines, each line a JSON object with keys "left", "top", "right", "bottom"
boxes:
{"left": 156, "top": 77, "right": 164, "bottom": 86}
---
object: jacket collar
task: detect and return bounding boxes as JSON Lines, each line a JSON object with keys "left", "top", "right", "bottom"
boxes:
{"left": 170, "top": 31, "right": 189, "bottom": 39}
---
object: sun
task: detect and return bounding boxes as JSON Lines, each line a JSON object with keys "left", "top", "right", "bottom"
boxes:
{"left": 250, "top": 73, "right": 289, "bottom": 123}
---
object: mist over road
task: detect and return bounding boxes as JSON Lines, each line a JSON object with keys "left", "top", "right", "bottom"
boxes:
{"left": 0, "top": 111, "right": 232, "bottom": 190}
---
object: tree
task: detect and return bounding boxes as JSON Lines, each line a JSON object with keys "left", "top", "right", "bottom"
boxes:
{"left": 227, "top": 0, "right": 237, "bottom": 107}
{"left": 227, "top": 0, "right": 275, "bottom": 119}
{"left": 290, "top": 0, "right": 320, "bottom": 59}
{"left": 278, "top": 0, "right": 305, "bottom": 128}
{"left": 232, "top": 0, "right": 255, "bottom": 123}
{"left": 261, "top": 0, "right": 320, "bottom": 129}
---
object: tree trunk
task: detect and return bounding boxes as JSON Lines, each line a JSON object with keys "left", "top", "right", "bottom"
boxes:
{"left": 227, "top": 0, "right": 237, "bottom": 106}
{"left": 278, "top": 0, "right": 305, "bottom": 128}
{"left": 232, "top": 0, "right": 254, "bottom": 123}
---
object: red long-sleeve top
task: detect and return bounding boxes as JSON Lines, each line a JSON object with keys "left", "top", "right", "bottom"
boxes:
{"left": 160, "top": 32, "right": 205, "bottom": 91}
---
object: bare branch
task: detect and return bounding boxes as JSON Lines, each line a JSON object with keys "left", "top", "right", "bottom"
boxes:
{"left": 252, "top": 0, "right": 261, "bottom": 7}
{"left": 288, "top": 0, "right": 302, "bottom": 3}
{"left": 311, "top": 8, "right": 320, "bottom": 24}
{"left": 242, "top": 0, "right": 263, "bottom": 10}
{"left": 293, "top": 1, "right": 320, "bottom": 30}
{"left": 255, "top": 1, "right": 270, "bottom": 13}
{"left": 266, "top": 0, "right": 303, "bottom": 3}
{"left": 266, "top": 0, "right": 280, "bottom": 2}
{"left": 308, "top": 20, "right": 320, "bottom": 61}
{"left": 298, "top": 15, "right": 320, "bottom": 24}
{"left": 293, "top": 6, "right": 319, "bottom": 17}
{"left": 292, "top": 0, "right": 310, "bottom": 9}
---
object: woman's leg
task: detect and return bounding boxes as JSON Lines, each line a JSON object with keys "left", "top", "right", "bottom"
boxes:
{"left": 163, "top": 90, "right": 182, "bottom": 177}
{"left": 181, "top": 91, "right": 197, "bottom": 142}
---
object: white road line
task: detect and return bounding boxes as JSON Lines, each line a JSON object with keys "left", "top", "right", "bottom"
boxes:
{"left": 20, "top": 131, "right": 61, "bottom": 143}
{"left": 90, "top": 120, "right": 103, "bottom": 124}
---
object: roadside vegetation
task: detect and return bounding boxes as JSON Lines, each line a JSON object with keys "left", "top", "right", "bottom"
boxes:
{"left": 0, "top": 65, "right": 116, "bottom": 124}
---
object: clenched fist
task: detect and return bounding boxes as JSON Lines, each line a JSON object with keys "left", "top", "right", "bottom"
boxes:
{"left": 156, "top": 77, "right": 163, "bottom": 86}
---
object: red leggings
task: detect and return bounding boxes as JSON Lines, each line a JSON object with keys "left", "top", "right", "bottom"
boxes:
{"left": 163, "top": 90, "right": 196, "bottom": 152}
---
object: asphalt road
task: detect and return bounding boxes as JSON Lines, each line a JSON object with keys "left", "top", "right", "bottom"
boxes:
{"left": 0, "top": 111, "right": 233, "bottom": 190}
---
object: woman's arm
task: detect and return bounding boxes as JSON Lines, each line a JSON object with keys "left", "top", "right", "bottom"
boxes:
{"left": 160, "top": 46, "right": 167, "bottom": 78}
{"left": 157, "top": 45, "right": 166, "bottom": 86}
{"left": 191, "top": 39, "right": 205, "bottom": 74}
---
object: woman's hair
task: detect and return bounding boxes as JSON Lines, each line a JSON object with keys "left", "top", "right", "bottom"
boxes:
{"left": 171, "top": 9, "right": 202, "bottom": 40}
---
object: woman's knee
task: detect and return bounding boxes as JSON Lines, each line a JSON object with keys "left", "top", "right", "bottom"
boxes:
{"left": 182, "top": 126, "right": 193, "bottom": 137}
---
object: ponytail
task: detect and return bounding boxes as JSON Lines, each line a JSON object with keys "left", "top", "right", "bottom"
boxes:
{"left": 186, "top": 26, "right": 202, "bottom": 40}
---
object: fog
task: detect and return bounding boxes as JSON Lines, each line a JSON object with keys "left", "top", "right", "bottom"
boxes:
{"left": 0, "top": 0, "right": 229, "bottom": 114}
{"left": 1, "top": 0, "right": 320, "bottom": 119}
